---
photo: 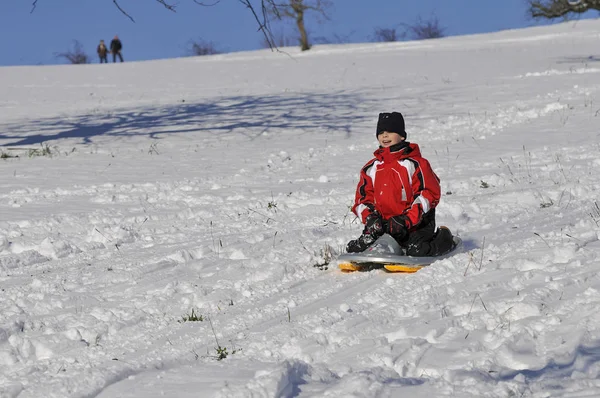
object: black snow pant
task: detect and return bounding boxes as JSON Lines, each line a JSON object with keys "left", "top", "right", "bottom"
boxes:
{"left": 99, "top": 56, "right": 108, "bottom": 63}
{"left": 391, "top": 209, "right": 454, "bottom": 256}
{"left": 112, "top": 52, "right": 124, "bottom": 62}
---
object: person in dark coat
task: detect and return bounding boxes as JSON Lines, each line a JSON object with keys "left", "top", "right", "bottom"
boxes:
{"left": 110, "top": 35, "right": 124, "bottom": 63}
{"left": 97, "top": 40, "right": 108, "bottom": 63}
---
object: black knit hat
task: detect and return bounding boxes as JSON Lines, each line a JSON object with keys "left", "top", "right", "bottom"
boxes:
{"left": 376, "top": 112, "right": 406, "bottom": 138}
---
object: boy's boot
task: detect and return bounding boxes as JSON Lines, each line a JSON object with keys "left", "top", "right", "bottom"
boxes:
{"left": 432, "top": 226, "right": 454, "bottom": 255}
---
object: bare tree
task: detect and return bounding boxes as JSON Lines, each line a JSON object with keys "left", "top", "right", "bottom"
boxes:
{"left": 265, "top": 0, "right": 332, "bottom": 51}
{"left": 373, "top": 27, "right": 401, "bottom": 42}
{"left": 186, "top": 38, "right": 220, "bottom": 56}
{"left": 55, "top": 40, "right": 90, "bottom": 64}
{"left": 404, "top": 15, "right": 446, "bottom": 40}
{"left": 372, "top": 16, "right": 445, "bottom": 43}
{"left": 527, "top": 0, "right": 600, "bottom": 19}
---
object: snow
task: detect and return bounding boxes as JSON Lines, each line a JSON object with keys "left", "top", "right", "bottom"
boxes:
{"left": 1, "top": 19, "right": 600, "bottom": 397}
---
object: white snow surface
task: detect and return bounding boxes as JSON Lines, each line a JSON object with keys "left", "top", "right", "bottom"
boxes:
{"left": 2, "top": 21, "right": 600, "bottom": 398}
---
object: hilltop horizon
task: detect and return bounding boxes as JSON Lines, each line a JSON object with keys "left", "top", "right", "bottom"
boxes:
{"left": 1, "top": 0, "right": 579, "bottom": 66}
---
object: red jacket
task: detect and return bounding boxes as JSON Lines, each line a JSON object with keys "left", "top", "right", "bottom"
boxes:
{"left": 352, "top": 142, "right": 441, "bottom": 229}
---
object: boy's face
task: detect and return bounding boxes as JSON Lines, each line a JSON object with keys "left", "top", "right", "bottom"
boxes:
{"left": 377, "top": 131, "right": 404, "bottom": 148}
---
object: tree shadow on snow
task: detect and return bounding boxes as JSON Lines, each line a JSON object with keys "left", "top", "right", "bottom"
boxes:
{"left": 0, "top": 90, "right": 373, "bottom": 147}
{"left": 556, "top": 55, "right": 600, "bottom": 64}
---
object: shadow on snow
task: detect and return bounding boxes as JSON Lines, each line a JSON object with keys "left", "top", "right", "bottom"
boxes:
{"left": 556, "top": 54, "right": 600, "bottom": 64}
{"left": 0, "top": 90, "right": 372, "bottom": 147}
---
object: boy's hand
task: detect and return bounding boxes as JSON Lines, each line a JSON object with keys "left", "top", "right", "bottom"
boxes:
{"left": 364, "top": 212, "right": 384, "bottom": 238}
{"left": 346, "top": 233, "right": 376, "bottom": 253}
{"left": 346, "top": 238, "right": 365, "bottom": 253}
{"left": 387, "top": 216, "right": 408, "bottom": 239}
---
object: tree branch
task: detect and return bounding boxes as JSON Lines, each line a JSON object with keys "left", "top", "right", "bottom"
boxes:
{"left": 111, "top": 0, "right": 179, "bottom": 22}
{"left": 270, "top": 0, "right": 331, "bottom": 19}
{"left": 238, "top": 0, "right": 278, "bottom": 49}
{"left": 528, "top": 0, "right": 600, "bottom": 19}
{"left": 112, "top": 0, "right": 135, "bottom": 22}
{"left": 155, "top": 0, "right": 178, "bottom": 11}
{"left": 29, "top": 0, "right": 283, "bottom": 51}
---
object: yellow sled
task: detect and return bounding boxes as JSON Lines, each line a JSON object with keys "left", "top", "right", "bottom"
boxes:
{"left": 339, "top": 262, "right": 424, "bottom": 273}
{"left": 337, "top": 234, "right": 462, "bottom": 273}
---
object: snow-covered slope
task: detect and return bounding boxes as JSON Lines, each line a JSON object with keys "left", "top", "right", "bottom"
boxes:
{"left": 1, "top": 20, "right": 600, "bottom": 398}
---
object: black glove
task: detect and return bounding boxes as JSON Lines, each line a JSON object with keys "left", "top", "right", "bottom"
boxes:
{"left": 346, "top": 233, "right": 377, "bottom": 253}
{"left": 387, "top": 215, "right": 408, "bottom": 240}
{"left": 364, "top": 212, "right": 385, "bottom": 238}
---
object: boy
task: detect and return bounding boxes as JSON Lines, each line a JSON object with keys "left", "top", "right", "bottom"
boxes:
{"left": 97, "top": 40, "right": 108, "bottom": 64}
{"left": 347, "top": 112, "right": 455, "bottom": 256}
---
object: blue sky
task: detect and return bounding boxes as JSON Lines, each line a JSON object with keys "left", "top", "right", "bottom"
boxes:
{"left": 0, "top": 0, "right": 560, "bottom": 66}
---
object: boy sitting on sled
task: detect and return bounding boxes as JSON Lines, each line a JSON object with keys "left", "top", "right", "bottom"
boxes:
{"left": 347, "top": 112, "right": 455, "bottom": 256}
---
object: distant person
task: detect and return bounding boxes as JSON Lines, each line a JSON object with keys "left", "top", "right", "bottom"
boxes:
{"left": 110, "top": 35, "right": 124, "bottom": 63}
{"left": 97, "top": 40, "right": 108, "bottom": 63}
